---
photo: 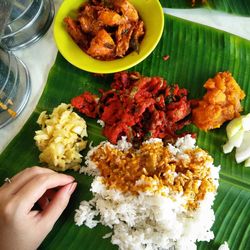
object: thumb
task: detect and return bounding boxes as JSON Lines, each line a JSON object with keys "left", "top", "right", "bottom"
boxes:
{"left": 39, "top": 182, "right": 77, "bottom": 230}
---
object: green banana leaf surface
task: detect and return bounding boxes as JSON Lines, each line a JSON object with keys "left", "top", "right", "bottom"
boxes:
{"left": 1, "top": 13, "right": 250, "bottom": 250}
{"left": 160, "top": 0, "right": 250, "bottom": 16}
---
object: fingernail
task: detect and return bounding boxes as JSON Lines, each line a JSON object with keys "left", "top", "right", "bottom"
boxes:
{"left": 68, "top": 175, "right": 75, "bottom": 181}
{"left": 68, "top": 182, "right": 77, "bottom": 195}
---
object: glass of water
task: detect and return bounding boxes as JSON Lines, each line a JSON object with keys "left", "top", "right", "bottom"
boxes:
{"left": 0, "top": 46, "right": 31, "bottom": 128}
{"left": 0, "top": 0, "right": 54, "bottom": 50}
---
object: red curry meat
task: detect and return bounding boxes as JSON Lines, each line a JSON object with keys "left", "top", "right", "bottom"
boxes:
{"left": 71, "top": 72, "right": 192, "bottom": 144}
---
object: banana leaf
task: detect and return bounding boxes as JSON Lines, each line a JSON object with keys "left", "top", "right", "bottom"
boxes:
{"left": 1, "top": 13, "right": 250, "bottom": 250}
{"left": 160, "top": 0, "right": 250, "bottom": 16}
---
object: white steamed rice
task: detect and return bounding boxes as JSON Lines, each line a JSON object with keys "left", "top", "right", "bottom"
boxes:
{"left": 75, "top": 135, "right": 220, "bottom": 250}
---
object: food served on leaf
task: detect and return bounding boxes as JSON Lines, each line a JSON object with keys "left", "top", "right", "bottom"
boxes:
{"left": 71, "top": 71, "right": 192, "bottom": 145}
{"left": 34, "top": 103, "right": 88, "bottom": 171}
{"left": 192, "top": 72, "right": 245, "bottom": 131}
{"left": 223, "top": 113, "right": 250, "bottom": 167}
{"left": 75, "top": 135, "right": 220, "bottom": 250}
{"left": 64, "top": 0, "right": 145, "bottom": 60}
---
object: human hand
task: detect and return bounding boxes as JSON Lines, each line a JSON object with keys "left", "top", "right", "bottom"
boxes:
{"left": 0, "top": 166, "right": 77, "bottom": 250}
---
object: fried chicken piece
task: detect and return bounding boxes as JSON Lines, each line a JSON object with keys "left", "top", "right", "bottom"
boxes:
{"left": 87, "top": 29, "right": 115, "bottom": 59}
{"left": 64, "top": 17, "right": 88, "bottom": 49}
{"left": 113, "top": 0, "right": 139, "bottom": 22}
{"left": 130, "top": 20, "right": 144, "bottom": 53}
{"left": 192, "top": 72, "right": 245, "bottom": 131}
{"left": 98, "top": 9, "right": 125, "bottom": 26}
{"left": 78, "top": 4, "right": 104, "bottom": 35}
{"left": 79, "top": 16, "right": 103, "bottom": 35}
{"left": 78, "top": 15, "right": 92, "bottom": 33}
{"left": 78, "top": 2, "right": 104, "bottom": 17}
{"left": 116, "top": 23, "right": 134, "bottom": 57}
{"left": 64, "top": 0, "right": 144, "bottom": 61}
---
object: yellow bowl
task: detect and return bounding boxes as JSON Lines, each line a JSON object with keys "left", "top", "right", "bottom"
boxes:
{"left": 54, "top": 0, "right": 164, "bottom": 73}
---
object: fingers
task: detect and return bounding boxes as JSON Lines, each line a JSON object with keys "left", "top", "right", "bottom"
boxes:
{"left": 38, "top": 182, "right": 77, "bottom": 230}
{"left": 0, "top": 166, "right": 77, "bottom": 250}
{"left": 1, "top": 167, "right": 54, "bottom": 195}
{"left": 37, "top": 189, "right": 57, "bottom": 210}
{"left": 15, "top": 172, "right": 75, "bottom": 212}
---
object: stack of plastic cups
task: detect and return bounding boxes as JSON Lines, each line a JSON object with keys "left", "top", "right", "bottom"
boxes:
{"left": 0, "top": 0, "right": 54, "bottom": 128}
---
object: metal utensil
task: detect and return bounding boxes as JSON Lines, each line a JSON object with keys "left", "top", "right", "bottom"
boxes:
{"left": 0, "top": 0, "right": 54, "bottom": 50}
{"left": 0, "top": 47, "right": 31, "bottom": 128}
{"left": 0, "top": 0, "right": 14, "bottom": 36}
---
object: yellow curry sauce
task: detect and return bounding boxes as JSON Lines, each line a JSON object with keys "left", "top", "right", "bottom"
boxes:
{"left": 90, "top": 141, "right": 216, "bottom": 210}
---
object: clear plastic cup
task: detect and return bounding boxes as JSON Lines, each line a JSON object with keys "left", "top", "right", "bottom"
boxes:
{"left": 0, "top": 0, "right": 54, "bottom": 50}
{"left": 0, "top": 47, "right": 31, "bottom": 128}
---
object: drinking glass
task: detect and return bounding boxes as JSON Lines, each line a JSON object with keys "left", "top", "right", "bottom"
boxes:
{"left": 0, "top": 0, "right": 54, "bottom": 50}
{"left": 0, "top": 47, "right": 31, "bottom": 128}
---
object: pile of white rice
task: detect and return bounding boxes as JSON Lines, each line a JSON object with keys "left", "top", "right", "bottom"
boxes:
{"left": 75, "top": 135, "right": 220, "bottom": 250}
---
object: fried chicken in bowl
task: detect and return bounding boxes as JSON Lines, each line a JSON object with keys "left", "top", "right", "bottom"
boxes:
{"left": 54, "top": 0, "right": 164, "bottom": 73}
